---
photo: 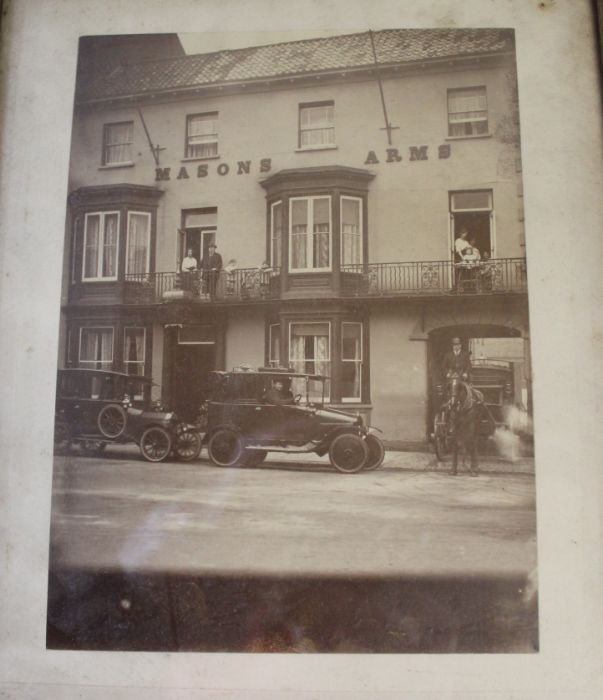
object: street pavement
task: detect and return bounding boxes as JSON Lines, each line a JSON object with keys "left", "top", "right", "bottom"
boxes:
{"left": 49, "top": 446, "right": 537, "bottom": 579}
{"left": 47, "top": 446, "right": 538, "bottom": 652}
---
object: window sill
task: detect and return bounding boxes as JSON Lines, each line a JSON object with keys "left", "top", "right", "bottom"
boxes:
{"left": 181, "top": 155, "right": 221, "bottom": 162}
{"left": 295, "top": 145, "right": 338, "bottom": 153}
{"left": 445, "top": 134, "right": 492, "bottom": 141}
{"left": 98, "top": 162, "right": 135, "bottom": 170}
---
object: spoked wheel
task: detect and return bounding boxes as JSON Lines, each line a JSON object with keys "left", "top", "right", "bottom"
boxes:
{"left": 97, "top": 404, "right": 127, "bottom": 439}
{"left": 433, "top": 412, "right": 450, "bottom": 462}
{"left": 54, "top": 422, "right": 71, "bottom": 453}
{"left": 174, "top": 429, "right": 202, "bottom": 462}
{"left": 78, "top": 439, "right": 107, "bottom": 456}
{"left": 207, "top": 428, "right": 244, "bottom": 467}
{"left": 329, "top": 433, "right": 369, "bottom": 474}
{"left": 240, "top": 449, "right": 268, "bottom": 468}
{"left": 140, "top": 426, "right": 172, "bottom": 462}
{"left": 362, "top": 434, "right": 385, "bottom": 471}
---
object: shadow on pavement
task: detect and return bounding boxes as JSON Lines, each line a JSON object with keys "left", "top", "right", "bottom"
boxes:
{"left": 47, "top": 569, "right": 538, "bottom": 653}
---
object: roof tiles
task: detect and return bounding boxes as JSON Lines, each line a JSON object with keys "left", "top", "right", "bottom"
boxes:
{"left": 77, "top": 28, "right": 514, "bottom": 103}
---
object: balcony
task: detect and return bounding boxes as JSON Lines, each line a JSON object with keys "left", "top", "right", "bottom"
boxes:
{"left": 123, "top": 258, "right": 527, "bottom": 305}
{"left": 341, "top": 258, "right": 527, "bottom": 297}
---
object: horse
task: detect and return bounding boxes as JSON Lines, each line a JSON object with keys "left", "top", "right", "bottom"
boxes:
{"left": 445, "top": 375, "right": 494, "bottom": 476}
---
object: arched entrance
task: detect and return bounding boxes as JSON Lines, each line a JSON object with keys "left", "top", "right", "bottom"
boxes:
{"left": 426, "top": 323, "right": 531, "bottom": 437}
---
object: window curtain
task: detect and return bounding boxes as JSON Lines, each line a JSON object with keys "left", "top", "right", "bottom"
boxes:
{"left": 291, "top": 200, "right": 308, "bottom": 269}
{"left": 125, "top": 330, "right": 144, "bottom": 375}
{"left": 271, "top": 203, "right": 282, "bottom": 268}
{"left": 341, "top": 198, "right": 361, "bottom": 266}
{"left": 105, "top": 123, "right": 132, "bottom": 163}
{"left": 102, "top": 214, "right": 118, "bottom": 277}
{"left": 80, "top": 329, "right": 112, "bottom": 368}
{"left": 312, "top": 198, "right": 330, "bottom": 268}
{"left": 127, "top": 214, "right": 149, "bottom": 274}
{"left": 448, "top": 89, "right": 487, "bottom": 136}
{"left": 188, "top": 114, "right": 218, "bottom": 157}
{"left": 84, "top": 216, "right": 100, "bottom": 278}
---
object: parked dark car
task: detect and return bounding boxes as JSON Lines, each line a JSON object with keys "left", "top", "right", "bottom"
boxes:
{"left": 54, "top": 368, "right": 202, "bottom": 462}
{"left": 201, "top": 367, "right": 385, "bottom": 473}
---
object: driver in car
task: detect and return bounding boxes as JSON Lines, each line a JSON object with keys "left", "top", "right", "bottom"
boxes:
{"left": 264, "top": 378, "right": 295, "bottom": 406}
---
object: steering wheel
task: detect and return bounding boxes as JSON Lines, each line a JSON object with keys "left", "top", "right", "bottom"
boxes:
{"left": 294, "top": 393, "right": 302, "bottom": 404}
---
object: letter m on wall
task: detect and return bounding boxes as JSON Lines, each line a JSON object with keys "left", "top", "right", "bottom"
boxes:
{"left": 155, "top": 168, "right": 171, "bottom": 181}
{"left": 409, "top": 146, "right": 428, "bottom": 161}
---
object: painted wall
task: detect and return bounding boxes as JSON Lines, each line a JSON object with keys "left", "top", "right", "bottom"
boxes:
{"left": 224, "top": 311, "right": 265, "bottom": 371}
{"left": 68, "top": 58, "right": 523, "bottom": 274}
{"left": 369, "top": 310, "right": 428, "bottom": 441}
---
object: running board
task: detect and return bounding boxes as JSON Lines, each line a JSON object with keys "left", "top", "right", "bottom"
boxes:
{"left": 245, "top": 442, "right": 318, "bottom": 453}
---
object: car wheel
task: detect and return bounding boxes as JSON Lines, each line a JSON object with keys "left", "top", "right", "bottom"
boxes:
{"left": 78, "top": 439, "right": 107, "bottom": 456}
{"left": 362, "top": 434, "right": 385, "bottom": 471}
{"left": 174, "top": 430, "right": 202, "bottom": 462}
{"left": 207, "top": 429, "right": 243, "bottom": 467}
{"left": 97, "top": 404, "right": 127, "bottom": 439}
{"left": 240, "top": 449, "right": 268, "bottom": 468}
{"left": 329, "top": 433, "right": 369, "bottom": 474}
{"left": 54, "top": 422, "right": 71, "bottom": 453}
{"left": 140, "top": 426, "right": 172, "bottom": 462}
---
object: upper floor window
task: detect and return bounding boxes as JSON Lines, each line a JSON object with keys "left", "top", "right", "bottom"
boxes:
{"left": 186, "top": 112, "right": 219, "bottom": 158}
{"left": 270, "top": 201, "right": 282, "bottom": 268}
{"left": 290, "top": 196, "right": 331, "bottom": 272}
{"left": 102, "top": 121, "right": 133, "bottom": 165}
{"left": 126, "top": 212, "right": 151, "bottom": 275}
{"left": 447, "top": 87, "right": 488, "bottom": 137}
{"left": 341, "top": 196, "right": 363, "bottom": 266}
{"left": 299, "top": 102, "right": 335, "bottom": 149}
{"left": 83, "top": 212, "right": 119, "bottom": 280}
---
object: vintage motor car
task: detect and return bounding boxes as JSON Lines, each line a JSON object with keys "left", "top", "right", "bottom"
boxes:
{"left": 54, "top": 368, "right": 202, "bottom": 462}
{"left": 201, "top": 367, "right": 385, "bottom": 473}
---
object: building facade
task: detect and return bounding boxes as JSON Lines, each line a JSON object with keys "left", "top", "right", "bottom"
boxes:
{"left": 59, "top": 29, "right": 530, "bottom": 444}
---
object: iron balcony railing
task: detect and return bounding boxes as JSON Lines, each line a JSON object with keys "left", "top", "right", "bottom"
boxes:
{"left": 124, "top": 267, "right": 281, "bottom": 304}
{"left": 341, "top": 258, "right": 527, "bottom": 297}
{"left": 123, "top": 258, "right": 527, "bottom": 304}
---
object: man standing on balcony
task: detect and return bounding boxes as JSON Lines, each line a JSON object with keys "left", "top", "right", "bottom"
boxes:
{"left": 200, "top": 243, "right": 223, "bottom": 298}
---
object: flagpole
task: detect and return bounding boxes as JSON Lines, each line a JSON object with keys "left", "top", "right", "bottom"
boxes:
{"left": 368, "top": 29, "right": 397, "bottom": 146}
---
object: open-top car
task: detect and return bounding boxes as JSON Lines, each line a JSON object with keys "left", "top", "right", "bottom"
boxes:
{"left": 54, "top": 368, "right": 202, "bottom": 462}
{"left": 201, "top": 367, "right": 385, "bottom": 473}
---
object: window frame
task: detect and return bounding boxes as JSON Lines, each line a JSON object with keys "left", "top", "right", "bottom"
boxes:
{"left": 298, "top": 101, "right": 336, "bottom": 150}
{"left": 78, "top": 326, "right": 114, "bottom": 371}
{"left": 289, "top": 321, "right": 331, "bottom": 401}
{"left": 449, "top": 189, "right": 496, "bottom": 257}
{"left": 341, "top": 322, "right": 363, "bottom": 403}
{"left": 447, "top": 86, "right": 489, "bottom": 138}
{"left": 268, "top": 324, "right": 281, "bottom": 367}
{"left": 185, "top": 112, "right": 219, "bottom": 159}
{"left": 125, "top": 211, "right": 151, "bottom": 275}
{"left": 270, "top": 200, "right": 283, "bottom": 268}
{"left": 123, "top": 327, "right": 146, "bottom": 399}
{"left": 288, "top": 195, "right": 332, "bottom": 273}
{"left": 82, "top": 211, "right": 120, "bottom": 282}
{"left": 340, "top": 195, "right": 363, "bottom": 267}
{"left": 102, "top": 121, "right": 134, "bottom": 166}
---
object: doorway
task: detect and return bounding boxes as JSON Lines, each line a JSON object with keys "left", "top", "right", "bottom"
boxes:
{"left": 180, "top": 208, "right": 217, "bottom": 268}
{"left": 171, "top": 343, "right": 215, "bottom": 422}
{"left": 450, "top": 190, "right": 493, "bottom": 259}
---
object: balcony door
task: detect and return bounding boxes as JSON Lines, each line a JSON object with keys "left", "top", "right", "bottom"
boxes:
{"left": 180, "top": 208, "right": 217, "bottom": 267}
{"left": 449, "top": 190, "right": 494, "bottom": 259}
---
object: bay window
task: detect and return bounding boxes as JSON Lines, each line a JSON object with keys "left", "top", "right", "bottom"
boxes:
{"left": 83, "top": 212, "right": 119, "bottom": 280}
{"left": 79, "top": 328, "right": 113, "bottom": 370}
{"left": 289, "top": 322, "right": 330, "bottom": 400}
{"left": 126, "top": 212, "right": 151, "bottom": 274}
{"left": 290, "top": 196, "right": 331, "bottom": 271}
{"left": 270, "top": 201, "right": 282, "bottom": 268}
{"left": 341, "top": 323, "right": 362, "bottom": 402}
{"left": 341, "top": 196, "right": 362, "bottom": 266}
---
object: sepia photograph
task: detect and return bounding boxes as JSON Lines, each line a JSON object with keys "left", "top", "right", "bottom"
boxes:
{"left": 46, "top": 26, "right": 537, "bottom": 654}
{"left": 2, "top": 0, "right": 603, "bottom": 697}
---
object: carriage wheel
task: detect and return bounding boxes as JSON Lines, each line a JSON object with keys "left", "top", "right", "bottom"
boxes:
{"left": 240, "top": 449, "right": 268, "bottom": 468}
{"left": 433, "top": 412, "right": 450, "bottom": 462}
{"left": 174, "top": 430, "right": 202, "bottom": 462}
{"left": 140, "top": 426, "right": 172, "bottom": 462}
{"left": 329, "top": 433, "right": 369, "bottom": 474}
{"left": 208, "top": 428, "right": 244, "bottom": 467}
{"left": 362, "top": 434, "right": 385, "bottom": 471}
{"left": 97, "top": 404, "right": 127, "bottom": 439}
